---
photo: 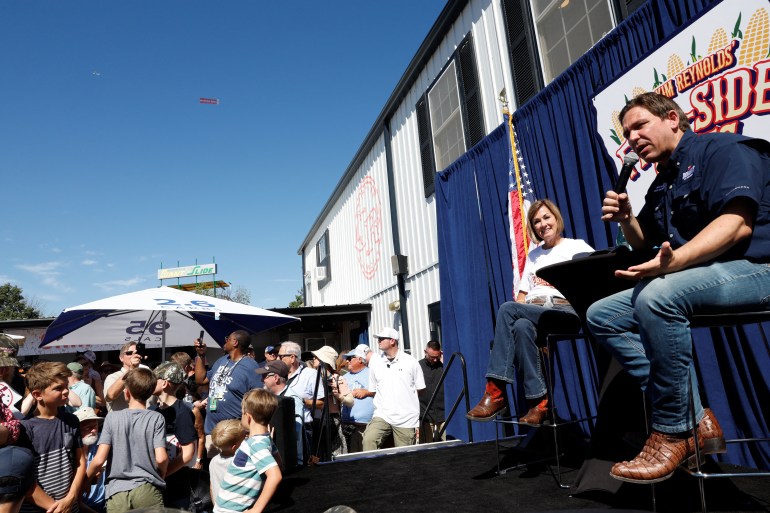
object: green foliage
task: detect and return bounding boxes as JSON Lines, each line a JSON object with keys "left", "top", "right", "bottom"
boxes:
{"left": 0, "top": 283, "right": 43, "bottom": 320}
{"left": 288, "top": 288, "right": 304, "bottom": 308}
{"left": 193, "top": 284, "right": 251, "bottom": 305}
{"left": 732, "top": 13, "right": 742, "bottom": 39}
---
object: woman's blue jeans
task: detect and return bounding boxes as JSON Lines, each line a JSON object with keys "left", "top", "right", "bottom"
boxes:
{"left": 485, "top": 301, "right": 581, "bottom": 399}
{"left": 586, "top": 259, "right": 770, "bottom": 433}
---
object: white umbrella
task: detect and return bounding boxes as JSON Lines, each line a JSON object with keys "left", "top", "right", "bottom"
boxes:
{"left": 40, "top": 286, "right": 299, "bottom": 357}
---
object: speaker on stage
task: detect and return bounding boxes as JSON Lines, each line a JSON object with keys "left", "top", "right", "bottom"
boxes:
{"left": 270, "top": 395, "right": 299, "bottom": 471}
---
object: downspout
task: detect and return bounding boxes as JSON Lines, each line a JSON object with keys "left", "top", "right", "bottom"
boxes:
{"left": 383, "top": 119, "right": 411, "bottom": 353}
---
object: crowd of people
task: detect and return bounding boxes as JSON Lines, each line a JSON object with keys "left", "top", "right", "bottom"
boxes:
{"left": 0, "top": 327, "right": 446, "bottom": 513}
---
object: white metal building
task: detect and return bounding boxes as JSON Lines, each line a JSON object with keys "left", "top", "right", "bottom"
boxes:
{"left": 298, "top": 0, "right": 638, "bottom": 354}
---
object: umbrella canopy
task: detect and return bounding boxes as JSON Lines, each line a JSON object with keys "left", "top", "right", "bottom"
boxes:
{"left": 40, "top": 286, "right": 300, "bottom": 349}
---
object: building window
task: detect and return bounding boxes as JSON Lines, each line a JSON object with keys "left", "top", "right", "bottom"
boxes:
{"left": 428, "top": 301, "right": 442, "bottom": 343}
{"left": 417, "top": 33, "right": 485, "bottom": 198}
{"left": 315, "top": 229, "right": 331, "bottom": 288}
{"left": 533, "top": 0, "right": 615, "bottom": 83}
{"left": 429, "top": 61, "right": 466, "bottom": 172}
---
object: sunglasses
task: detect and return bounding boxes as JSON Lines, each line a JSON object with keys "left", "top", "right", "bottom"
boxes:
{"left": 123, "top": 350, "right": 138, "bottom": 356}
{"left": 277, "top": 354, "right": 294, "bottom": 359}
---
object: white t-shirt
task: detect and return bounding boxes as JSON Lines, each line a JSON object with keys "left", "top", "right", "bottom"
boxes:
{"left": 103, "top": 365, "right": 155, "bottom": 412}
{"left": 520, "top": 238, "right": 594, "bottom": 299}
{"left": 368, "top": 349, "right": 426, "bottom": 429}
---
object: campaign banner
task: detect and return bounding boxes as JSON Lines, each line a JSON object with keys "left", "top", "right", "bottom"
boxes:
{"left": 593, "top": 0, "right": 770, "bottom": 213}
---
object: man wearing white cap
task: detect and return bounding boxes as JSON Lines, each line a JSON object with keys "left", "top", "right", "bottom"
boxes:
{"left": 337, "top": 345, "right": 373, "bottom": 453}
{"left": 361, "top": 328, "right": 425, "bottom": 450}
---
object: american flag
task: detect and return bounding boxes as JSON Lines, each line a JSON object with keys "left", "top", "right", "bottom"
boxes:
{"left": 507, "top": 122, "right": 535, "bottom": 296}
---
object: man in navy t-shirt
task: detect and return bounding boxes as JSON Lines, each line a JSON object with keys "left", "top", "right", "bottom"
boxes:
{"left": 588, "top": 92, "right": 770, "bottom": 484}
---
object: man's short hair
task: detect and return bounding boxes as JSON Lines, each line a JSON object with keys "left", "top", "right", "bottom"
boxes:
{"left": 26, "top": 361, "right": 71, "bottom": 393}
{"left": 426, "top": 340, "right": 441, "bottom": 351}
{"left": 124, "top": 368, "right": 157, "bottom": 403}
{"left": 231, "top": 330, "right": 252, "bottom": 351}
{"left": 619, "top": 92, "right": 690, "bottom": 132}
{"left": 211, "top": 419, "right": 246, "bottom": 451}
{"left": 242, "top": 388, "right": 278, "bottom": 425}
{"left": 120, "top": 342, "right": 137, "bottom": 356}
{"left": 170, "top": 351, "right": 193, "bottom": 370}
{"left": 281, "top": 341, "right": 301, "bottom": 357}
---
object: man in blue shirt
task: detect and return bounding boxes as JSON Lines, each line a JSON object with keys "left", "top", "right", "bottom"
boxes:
{"left": 194, "top": 330, "right": 262, "bottom": 458}
{"left": 337, "top": 344, "right": 374, "bottom": 453}
{"left": 587, "top": 92, "right": 770, "bottom": 484}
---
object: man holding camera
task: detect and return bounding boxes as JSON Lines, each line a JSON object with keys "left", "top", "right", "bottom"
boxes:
{"left": 104, "top": 342, "right": 153, "bottom": 412}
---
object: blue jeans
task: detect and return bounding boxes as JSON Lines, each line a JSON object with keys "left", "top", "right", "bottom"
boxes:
{"left": 586, "top": 259, "right": 770, "bottom": 433}
{"left": 486, "top": 301, "right": 581, "bottom": 399}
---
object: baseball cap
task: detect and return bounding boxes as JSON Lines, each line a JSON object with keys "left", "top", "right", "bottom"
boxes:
{"left": 373, "top": 327, "right": 400, "bottom": 341}
{"left": 67, "top": 362, "right": 84, "bottom": 376}
{"left": 0, "top": 334, "right": 22, "bottom": 368}
{"left": 153, "top": 361, "right": 186, "bottom": 384}
{"left": 255, "top": 360, "right": 289, "bottom": 379}
{"left": 0, "top": 446, "right": 36, "bottom": 495}
{"left": 265, "top": 345, "right": 276, "bottom": 354}
{"left": 344, "top": 344, "right": 371, "bottom": 359}
{"left": 74, "top": 407, "right": 104, "bottom": 423}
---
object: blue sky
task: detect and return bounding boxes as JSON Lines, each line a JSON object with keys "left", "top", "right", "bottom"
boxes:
{"left": 1, "top": 1, "right": 447, "bottom": 316}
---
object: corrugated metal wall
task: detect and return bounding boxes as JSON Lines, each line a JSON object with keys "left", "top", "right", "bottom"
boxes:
{"left": 302, "top": 0, "right": 513, "bottom": 354}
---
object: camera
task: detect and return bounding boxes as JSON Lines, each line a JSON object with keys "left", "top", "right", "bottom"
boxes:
{"left": 136, "top": 342, "right": 146, "bottom": 354}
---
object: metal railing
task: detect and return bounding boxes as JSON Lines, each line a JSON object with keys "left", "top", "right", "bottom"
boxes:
{"left": 419, "top": 351, "right": 474, "bottom": 443}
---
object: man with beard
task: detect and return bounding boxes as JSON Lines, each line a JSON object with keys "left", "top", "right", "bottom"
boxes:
{"left": 74, "top": 408, "right": 105, "bottom": 513}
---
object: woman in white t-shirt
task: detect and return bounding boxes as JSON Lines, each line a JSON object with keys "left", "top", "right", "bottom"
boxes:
{"left": 466, "top": 199, "right": 593, "bottom": 425}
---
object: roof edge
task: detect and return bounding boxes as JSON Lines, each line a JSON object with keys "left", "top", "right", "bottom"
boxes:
{"left": 297, "top": 0, "right": 468, "bottom": 255}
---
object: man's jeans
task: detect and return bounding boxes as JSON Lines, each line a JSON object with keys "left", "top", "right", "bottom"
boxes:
{"left": 586, "top": 259, "right": 770, "bottom": 433}
{"left": 486, "top": 301, "right": 581, "bottom": 399}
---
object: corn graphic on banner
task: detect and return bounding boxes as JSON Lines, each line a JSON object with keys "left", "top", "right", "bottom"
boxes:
{"left": 593, "top": 0, "right": 770, "bottom": 215}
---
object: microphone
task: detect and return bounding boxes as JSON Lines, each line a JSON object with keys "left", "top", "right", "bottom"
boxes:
{"left": 613, "top": 151, "right": 639, "bottom": 193}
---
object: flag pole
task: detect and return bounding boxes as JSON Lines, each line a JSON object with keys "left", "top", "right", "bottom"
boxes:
{"left": 500, "top": 90, "right": 530, "bottom": 257}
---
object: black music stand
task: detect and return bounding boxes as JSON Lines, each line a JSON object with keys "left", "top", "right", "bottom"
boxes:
{"left": 534, "top": 247, "right": 657, "bottom": 496}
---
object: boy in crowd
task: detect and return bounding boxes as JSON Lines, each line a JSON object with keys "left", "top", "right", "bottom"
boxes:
{"left": 151, "top": 362, "right": 197, "bottom": 510}
{"left": 87, "top": 368, "right": 167, "bottom": 513}
{"left": 208, "top": 420, "right": 246, "bottom": 509}
{"left": 20, "top": 362, "right": 86, "bottom": 513}
{"left": 74, "top": 408, "right": 105, "bottom": 513}
{"left": 214, "top": 389, "right": 281, "bottom": 513}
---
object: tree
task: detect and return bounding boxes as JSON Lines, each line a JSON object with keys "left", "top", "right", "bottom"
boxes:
{"left": 288, "top": 288, "right": 304, "bottom": 308}
{"left": 0, "top": 283, "right": 43, "bottom": 320}
{"left": 192, "top": 284, "right": 251, "bottom": 305}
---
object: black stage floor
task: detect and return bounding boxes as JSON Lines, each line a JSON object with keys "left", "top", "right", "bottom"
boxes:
{"left": 266, "top": 441, "right": 770, "bottom": 513}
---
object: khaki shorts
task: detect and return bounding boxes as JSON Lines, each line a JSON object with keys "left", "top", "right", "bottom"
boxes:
{"left": 106, "top": 482, "right": 163, "bottom": 513}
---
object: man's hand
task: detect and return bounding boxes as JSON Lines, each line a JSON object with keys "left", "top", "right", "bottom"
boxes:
{"left": 352, "top": 389, "right": 371, "bottom": 399}
{"left": 616, "top": 242, "right": 678, "bottom": 280}
{"left": 601, "top": 191, "right": 633, "bottom": 222}
{"left": 194, "top": 338, "right": 207, "bottom": 356}
{"left": 126, "top": 352, "right": 142, "bottom": 370}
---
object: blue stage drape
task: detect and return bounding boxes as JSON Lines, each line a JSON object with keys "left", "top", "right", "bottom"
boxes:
{"left": 437, "top": 0, "right": 769, "bottom": 469}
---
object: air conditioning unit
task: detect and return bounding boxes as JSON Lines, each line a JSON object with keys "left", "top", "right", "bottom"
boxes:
{"left": 313, "top": 266, "right": 327, "bottom": 281}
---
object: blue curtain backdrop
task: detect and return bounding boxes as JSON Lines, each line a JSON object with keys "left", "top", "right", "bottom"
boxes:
{"left": 437, "top": 0, "right": 769, "bottom": 469}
